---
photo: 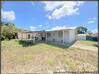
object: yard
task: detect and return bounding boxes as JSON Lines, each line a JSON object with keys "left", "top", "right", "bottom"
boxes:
{"left": 1, "top": 39, "right": 98, "bottom": 73}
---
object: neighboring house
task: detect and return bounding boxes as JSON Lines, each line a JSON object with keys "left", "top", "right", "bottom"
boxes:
{"left": 17, "top": 30, "right": 46, "bottom": 40}
{"left": 91, "top": 33, "right": 98, "bottom": 37}
{"left": 76, "top": 34, "right": 86, "bottom": 40}
{"left": 17, "top": 27, "right": 77, "bottom": 45}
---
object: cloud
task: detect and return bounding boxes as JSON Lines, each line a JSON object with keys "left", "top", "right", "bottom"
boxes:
{"left": 88, "top": 17, "right": 96, "bottom": 20}
{"left": 88, "top": 17, "right": 96, "bottom": 24}
{"left": 48, "top": 26, "right": 66, "bottom": 31}
{"left": 39, "top": 24, "right": 43, "bottom": 27}
{"left": 30, "top": 26, "right": 36, "bottom": 31}
{"left": 47, "top": 26, "right": 77, "bottom": 31}
{"left": 42, "top": 1, "right": 84, "bottom": 19}
{"left": 1, "top": 10, "right": 16, "bottom": 20}
{"left": 88, "top": 20, "right": 95, "bottom": 24}
{"left": 92, "top": 29, "right": 97, "bottom": 34}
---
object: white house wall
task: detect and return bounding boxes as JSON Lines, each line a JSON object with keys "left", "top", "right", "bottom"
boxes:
{"left": 69, "top": 30, "right": 76, "bottom": 43}
{"left": 63, "top": 30, "right": 70, "bottom": 43}
{"left": 46, "top": 29, "right": 76, "bottom": 44}
{"left": 46, "top": 31, "right": 63, "bottom": 42}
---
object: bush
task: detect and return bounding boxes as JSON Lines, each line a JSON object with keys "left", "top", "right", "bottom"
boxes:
{"left": 1, "top": 21, "right": 17, "bottom": 40}
{"left": 86, "top": 36, "right": 98, "bottom": 41}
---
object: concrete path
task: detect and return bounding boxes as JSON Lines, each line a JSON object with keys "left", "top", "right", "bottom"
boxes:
{"left": 71, "top": 44, "right": 98, "bottom": 51}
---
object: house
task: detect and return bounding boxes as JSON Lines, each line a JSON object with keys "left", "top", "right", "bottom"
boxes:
{"left": 46, "top": 27, "right": 77, "bottom": 45}
{"left": 17, "top": 30, "right": 46, "bottom": 41}
{"left": 17, "top": 27, "right": 77, "bottom": 45}
{"left": 76, "top": 34, "right": 86, "bottom": 40}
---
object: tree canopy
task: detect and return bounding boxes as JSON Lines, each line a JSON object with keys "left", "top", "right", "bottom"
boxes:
{"left": 1, "top": 21, "right": 18, "bottom": 40}
{"left": 77, "top": 26, "right": 87, "bottom": 34}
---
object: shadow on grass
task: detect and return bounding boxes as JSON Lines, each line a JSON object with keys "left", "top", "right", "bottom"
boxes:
{"left": 18, "top": 40, "right": 76, "bottom": 49}
{"left": 93, "top": 44, "right": 98, "bottom": 47}
{"left": 44, "top": 42, "right": 69, "bottom": 49}
{"left": 19, "top": 40, "right": 36, "bottom": 47}
{"left": 45, "top": 41, "right": 76, "bottom": 49}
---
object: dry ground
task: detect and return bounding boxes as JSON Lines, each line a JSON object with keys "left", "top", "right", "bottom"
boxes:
{"left": 1, "top": 39, "right": 98, "bottom": 74}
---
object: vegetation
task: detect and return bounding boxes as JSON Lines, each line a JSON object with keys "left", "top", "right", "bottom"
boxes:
{"left": 55, "top": 52, "right": 61, "bottom": 57}
{"left": 78, "top": 57, "right": 88, "bottom": 62}
{"left": 75, "top": 40, "right": 97, "bottom": 47}
{"left": 77, "top": 26, "right": 87, "bottom": 34}
{"left": 1, "top": 21, "right": 19, "bottom": 40}
{"left": 86, "top": 36, "right": 98, "bottom": 41}
{"left": 64, "top": 53, "right": 67, "bottom": 56}
{"left": 1, "top": 40, "right": 98, "bottom": 72}
{"left": 46, "top": 58, "right": 54, "bottom": 64}
{"left": 20, "top": 54, "right": 35, "bottom": 62}
{"left": 87, "top": 30, "right": 93, "bottom": 35}
{"left": 66, "top": 59, "right": 76, "bottom": 70}
{"left": 2, "top": 39, "right": 22, "bottom": 50}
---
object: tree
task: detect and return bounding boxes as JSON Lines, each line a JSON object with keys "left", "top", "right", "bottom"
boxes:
{"left": 87, "top": 30, "right": 93, "bottom": 35}
{"left": 1, "top": 21, "right": 17, "bottom": 40}
{"left": 77, "top": 26, "right": 87, "bottom": 34}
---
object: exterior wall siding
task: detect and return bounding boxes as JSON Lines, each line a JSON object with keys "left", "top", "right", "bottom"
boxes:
{"left": 17, "top": 29, "right": 77, "bottom": 45}
{"left": 46, "top": 31, "right": 63, "bottom": 42}
{"left": 63, "top": 30, "right": 70, "bottom": 43}
{"left": 69, "top": 30, "right": 76, "bottom": 43}
{"left": 76, "top": 36, "right": 86, "bottom": 40}
{"left": 46, "top": 29, "right": 76, "bottom": 44}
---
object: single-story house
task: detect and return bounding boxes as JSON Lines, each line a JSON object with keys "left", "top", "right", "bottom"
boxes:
{"left": 46, "top": 27, "right": 77, "bottom": 45}
{"left": 17, "top": 30, "right": 46, "bottom": 40}
{"left": 17, "top": 27, "right": 77, "bottom": 45}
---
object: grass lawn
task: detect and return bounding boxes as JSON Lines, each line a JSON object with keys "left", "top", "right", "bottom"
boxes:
{"left": 1, "top": 39, "right": 98, "bottom": 73}
{"left": 75, "top": 40, "right": 97, "bottom": 47}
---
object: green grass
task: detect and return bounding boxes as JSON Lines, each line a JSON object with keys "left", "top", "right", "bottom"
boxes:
{"left": 2, "top": 39, "right": 98, "bottom": 72}
{"left": 46, "top": 58, "right": 54, "bottom": 64}
{"left": 78, "top": 57, "right": 88, "bottom": 62}
{"left": 64, "top": 53, "right": 67, "bottom": 56}
{"left": 2, "top": 39, "right": 23, "bottom": 50}
{"left": 56, "top": 53, "right": 60, "bottom": 57}
{"left": 9, "top": 54, "right": 36, "bottom": 62}
{"left": 69, "top": 54, "right": 73, "bottom": 57}
{"left": 93, "top": 62, "right": 98, "bottom": 67}
{"left": 18, "top": 54, "right": 36, "bottom": 62}
{"left": 1, "top": 39, "right": 63, "bottom": 51}
{"left": 20, "top": 54, "right": 35, "bottom": 62}
{"left": 55, "top": 52, "right": 61, "bottom": 57}
{"left": 66, "top": 59, "right": 77, "bottom": 70}
{"left": 75, "top": 40, "right": 97, "bottom": 47}
{"left": 9, "top": 55, "right": 17, "bottom": 61}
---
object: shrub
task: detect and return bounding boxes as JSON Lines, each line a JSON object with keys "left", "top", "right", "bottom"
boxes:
{"left": 86, "top": 36, "right": 98, "bottom": 41}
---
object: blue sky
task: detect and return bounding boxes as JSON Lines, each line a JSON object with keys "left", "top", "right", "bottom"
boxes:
{"left": 1, "top": 1, "right": 98, "bottom": 33}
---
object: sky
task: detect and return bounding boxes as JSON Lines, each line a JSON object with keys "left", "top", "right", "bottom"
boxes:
{"left": 1, "top": 1, "right": 98, "bottom": 33}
